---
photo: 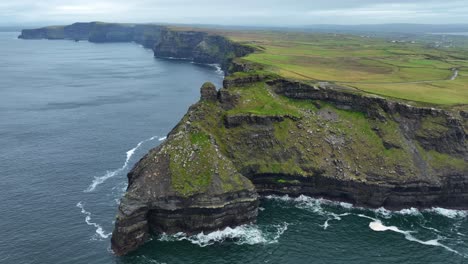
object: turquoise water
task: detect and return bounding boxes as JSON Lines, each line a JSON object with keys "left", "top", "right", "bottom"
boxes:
{"left": 0, "top": 32, "right": 467, "bottom": 264}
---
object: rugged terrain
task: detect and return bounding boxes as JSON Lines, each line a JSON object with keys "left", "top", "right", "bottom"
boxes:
{"left": 20, "top": 23, "right": 468, "bottom": 256}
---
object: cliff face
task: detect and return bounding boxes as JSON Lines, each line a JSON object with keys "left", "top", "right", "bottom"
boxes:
{"left": 19, "top": 22, "right": 162, "bottom": 46}
{"left": 221, "top": 77, "right": 467, "bottom": 209}
{"left": 19, "top": 23, "right": 254, "bottom": 69}
{"left": 154, "top": 31, "right": 253, "bottom": 68}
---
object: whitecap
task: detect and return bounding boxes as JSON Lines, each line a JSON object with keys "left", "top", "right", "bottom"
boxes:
{"left": 84, "top": 135, "right": 159, "bottom": 192}
{"left": 159, "top": 223, "right": 288, "bottom": 247}
{"left": 158, "top": 136, "right": 167, "bottom": 141}
{"left": 76, "top": 202, "right": 111, "bottom": 239}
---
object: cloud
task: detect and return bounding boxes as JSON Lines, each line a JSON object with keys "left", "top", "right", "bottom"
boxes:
{"left": 1, "top": 0, "right": 468, "bottom": 26}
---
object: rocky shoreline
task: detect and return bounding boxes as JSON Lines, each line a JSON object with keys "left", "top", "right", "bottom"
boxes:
{"left": 20, "top": 23, "right": 467, "bottom": 256}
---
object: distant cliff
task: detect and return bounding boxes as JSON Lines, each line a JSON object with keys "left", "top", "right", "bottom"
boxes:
{"left": 19, "top": 22, "right": 254, "bottom": 69}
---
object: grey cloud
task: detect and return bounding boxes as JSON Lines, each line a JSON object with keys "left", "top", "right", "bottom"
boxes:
{"left": 1, "top": 0, "right": 467, "bottom": 26}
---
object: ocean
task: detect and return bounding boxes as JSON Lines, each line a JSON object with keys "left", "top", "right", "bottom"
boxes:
{"left": 0, "top": 32, "right": 466, "bottom": 264}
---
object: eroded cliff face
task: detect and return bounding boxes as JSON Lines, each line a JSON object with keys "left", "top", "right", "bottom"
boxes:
{"left": 219, "top": 77, "right": 467, "bottom": 209}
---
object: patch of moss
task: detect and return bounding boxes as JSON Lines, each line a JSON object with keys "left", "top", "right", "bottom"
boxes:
{"left": 169, "top": 130, "right": 214, "bottom": 196}
{"left": 277, "top": 179, "right": 301, "bottom": 184}
{"left": 416, "top": 143, "right": 466, "bottom": 171}
{"left": 226, "top": 82, "right": 302, "bottom": 117}
{"left": 416, "top": 116, "right": 450, "bottom": 138}
{"left": 167, "top": 102, "right": 254, "bottom": 196}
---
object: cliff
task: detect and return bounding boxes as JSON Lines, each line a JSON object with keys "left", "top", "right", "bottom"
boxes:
{"left": 111, "top": 83, "right": 258, "bottom": 254}
{"left": 19, "top": 24, "right": 468, "bottom": 256}
{"left": 110, "top": 71, "right": 467, "bottom": 255}
{"left": 19, "top": 22, "right": 254, "bottom": 70}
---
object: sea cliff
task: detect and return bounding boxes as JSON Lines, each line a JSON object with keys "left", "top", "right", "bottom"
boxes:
{"left": 19, "top": 22, "right": 254, "bottom": 70}
{"left": 19, "top": 23, "right": 468, "bottom": 256}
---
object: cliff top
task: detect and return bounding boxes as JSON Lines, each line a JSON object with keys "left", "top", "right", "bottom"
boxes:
{"left": 168, "top": 25, "right": 468, "bottom": 109}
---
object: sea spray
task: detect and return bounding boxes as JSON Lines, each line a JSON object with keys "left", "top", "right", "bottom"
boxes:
{"left": 76, "top": 202, "right": 111, "bottom": 239}
{"left": 159, "top": 223, "right": 289, "bottom": 247}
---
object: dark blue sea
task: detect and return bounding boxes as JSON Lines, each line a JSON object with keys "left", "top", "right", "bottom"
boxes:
{"left": 0, "top": 32, "right": 467, "bottom": 264}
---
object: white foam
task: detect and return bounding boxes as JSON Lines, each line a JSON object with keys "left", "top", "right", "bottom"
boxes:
{"left": 321, "top": 213, "right": 351, "bottom": 230}
{"left": 159, "top": 223, "right": 288, "bottom": 247}
{"left": 426, "top": 207, "right": 468, "bottom": 219}
{"left": 266, "top": 195, "right": 467, "bottom": 256}
{"left": 208, "top": 64, "right": 224, "bottom": 75}
{"left": 158, "top": 136, "right": 167, "bottom": 141}
{"left": 265, "top": 195, "right": 354, "bottom": 217}
{"left": 84, "top": 135, "right": 160, "bottom": 192}
{"left": 267, "top": 195, "right": 467, "bottom": 221}
{"left": 76, "top": 202, "right": 111, "bottom": 239}
{"left": 374, "top": 207, "right": 422, "bottom": 219}
{"left": 358, "top": 215, "right": 463, "bottom": 257}
{"left": 266, "top": 195, "right": 353, "bottom": 230}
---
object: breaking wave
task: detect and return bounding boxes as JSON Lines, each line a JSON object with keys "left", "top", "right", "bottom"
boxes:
{"left": 76, "top": 202, "right": 111, "bottom": 239}
{"left": 208, "top": 64, "right": 224, "bottom": 75}
{"left": 84, "top": 135, "right": 161, "bottom": 192}
{"left": 266, "top": 195, "right": 468, "bottom": 220}
{"left": 358, "top": 214, "right": 464, "bottom": 257}
{"left": 266, "top": 195, "right": 467, "bottom": 257}
{"left": 265, "top": 195, "right": 353, "bottom": 229}
{"left": 159, "top": 223, "right": 289, "bottom": 247}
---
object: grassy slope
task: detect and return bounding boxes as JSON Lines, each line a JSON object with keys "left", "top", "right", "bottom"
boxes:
{"left": 204, "top": 30, "right": 468, "bottom": 106}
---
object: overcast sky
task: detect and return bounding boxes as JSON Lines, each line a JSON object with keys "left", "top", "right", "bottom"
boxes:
{"left": 1, "top": 0, "right": 468, "bottom": 26}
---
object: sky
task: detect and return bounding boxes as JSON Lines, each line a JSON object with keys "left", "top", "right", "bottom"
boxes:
{"left": 1, "top": 0, "right": 468, "bottom": 26}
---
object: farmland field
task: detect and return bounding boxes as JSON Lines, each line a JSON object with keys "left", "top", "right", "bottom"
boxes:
{"left": 198, "top": 29, "right": 468, "bottom": 107}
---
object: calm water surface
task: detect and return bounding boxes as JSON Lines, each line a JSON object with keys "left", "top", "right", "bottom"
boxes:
{"left": 0, "top": 32, "right": 467, "bottom": 264}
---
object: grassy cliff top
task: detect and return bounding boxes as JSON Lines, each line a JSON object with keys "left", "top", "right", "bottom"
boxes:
{"left": 171, "top": 26, "right": 468, "bottom": 108}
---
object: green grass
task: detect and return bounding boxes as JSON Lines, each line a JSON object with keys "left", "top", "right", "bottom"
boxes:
{"left": 214, "top": 30, "right": 468, "bottom": 106}
{"left": 226, "top": 82, "right": 302, "bottom": 117}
